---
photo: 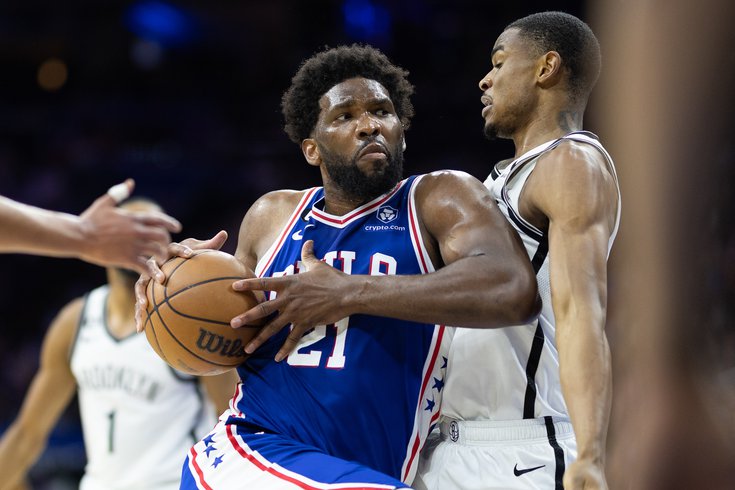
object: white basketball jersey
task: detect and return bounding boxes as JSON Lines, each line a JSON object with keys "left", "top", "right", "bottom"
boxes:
{"left": 441, "top": 131, "right": 621, "bottom": 422}
{"left": 70, "top": 285, "right": 217, "bottom": 490}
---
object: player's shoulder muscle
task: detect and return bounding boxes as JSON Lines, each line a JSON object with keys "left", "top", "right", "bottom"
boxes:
{"left": 415, "top": 169, "right": 481, "bottom": 194}
{"left": 415, "top": 170, "right": 500, "bottom": 222}
{"left": 536, "top": 140, "right": 613, "bottom": 189}
{"left": 237, "top": 189, "right": 311, "bottom": 265}
{"left": 413, "top": 170, "right": 505, "bottom": 266}
{"left": 531, "top": 140, "right": 617, "bottom": 226}
{"left": 415, "top": 170, "right": 491, "bottom": 214}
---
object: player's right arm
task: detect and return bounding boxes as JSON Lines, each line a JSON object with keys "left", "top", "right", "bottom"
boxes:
{"left": 524, "top": 141, "right": 618, "bottom": 490}
{"left": 0, "top": 298, "right": 83, "bottom": 489}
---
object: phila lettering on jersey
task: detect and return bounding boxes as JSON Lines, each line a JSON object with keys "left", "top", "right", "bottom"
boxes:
{"left": 441, "top": 131, "right": 621, "bottom": 423}
{"left": 231, "top": 175, "right": 451, "bottom": 483}
{"left": 70, "top": 285, "right": 217, "bottom": 490}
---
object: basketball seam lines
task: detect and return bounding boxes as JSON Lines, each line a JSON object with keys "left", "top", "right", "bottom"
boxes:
{"left": 146, "top": 251, "right": 249, "bottom": 370}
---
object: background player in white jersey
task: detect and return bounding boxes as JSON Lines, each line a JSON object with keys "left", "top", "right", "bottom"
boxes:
{"left": 0, "top": 179, "right": 181, "bottom": 274}
{"left": 416, "top": 11, "right": 620, "bottom": 490}
{"left": 0, "top": 198, "right": 238, "bottom": 490}
{"left": 136, "top": 45, "right": 540, "bottom": 489}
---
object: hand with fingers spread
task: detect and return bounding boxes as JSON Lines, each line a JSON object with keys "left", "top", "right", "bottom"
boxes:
{"left": 134, "top": 230, "right": 229, "bottom": 333}
{"left": 232, "top": 240, "right": 353, "bottom": 361}
{"left": 77, "top": 180, "right": 182, "bottom": 273}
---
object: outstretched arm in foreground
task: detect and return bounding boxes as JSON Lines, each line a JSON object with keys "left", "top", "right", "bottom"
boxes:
{"left": 0, "top": 179, "right": 181, "bottom": 273}
{"left": 0, "top": 299, "right": 82, "bottom": 489}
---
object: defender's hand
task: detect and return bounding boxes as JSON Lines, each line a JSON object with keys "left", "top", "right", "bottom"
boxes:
{"left": 78, "top": 179, "right": 182, "bottom": 273}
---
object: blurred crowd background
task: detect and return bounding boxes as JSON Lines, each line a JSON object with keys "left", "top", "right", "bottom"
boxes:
{"left": 0, "top": 0, "right": 733, "bottom": 488}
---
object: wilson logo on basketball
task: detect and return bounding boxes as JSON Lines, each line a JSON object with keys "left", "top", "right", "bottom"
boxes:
{"left": 196, "top": 328, "right": 247, "bottom": 358}
{"left": 144, "top": 250, "right": 264, "bottom": 375}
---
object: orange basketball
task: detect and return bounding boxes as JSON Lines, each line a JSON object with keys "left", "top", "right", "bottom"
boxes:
{"left": 144, "top": 249, "right": 263, "bottom": 376}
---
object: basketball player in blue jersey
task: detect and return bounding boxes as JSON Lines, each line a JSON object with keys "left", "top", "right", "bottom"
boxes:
{"left": 0, "top": 198, "right": 237, "bottom": 490}
{"left": 0, "top": 179, "right": 181, "bottom": 274}
{"left": 136, "top": 44, "right": 540, "bottom": 489}
{"left": 416, "top": 12, "right": 620, "bottom": 490}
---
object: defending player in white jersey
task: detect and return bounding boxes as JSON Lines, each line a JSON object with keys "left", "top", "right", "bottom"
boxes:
{"left": 0, "top": 198, "right": 238, "bottom": 490}
{"left": 416, "top": 12, "right": 620, "bottom": 490}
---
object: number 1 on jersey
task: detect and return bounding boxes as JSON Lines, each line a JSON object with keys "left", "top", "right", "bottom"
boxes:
{"left": 107, "top": 410, "right": 116, "bottom": 453}
{"left": 287, "top": 317, "right": 349, "bottom": 369}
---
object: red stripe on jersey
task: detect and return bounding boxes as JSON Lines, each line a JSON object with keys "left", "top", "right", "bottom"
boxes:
{"left": 258, "top": 188, "right": 320, "bottom": 278}
{"left": 311, "top": 180, "right": 405, "bottom": 226}
{"left": 406, "top": 185, "right": 430, "bottom": 274}
{"left": 401, "top": 325, "right": 446, "bottom": 481}
{"left": 230, "top": 383, "right": 245, "bottom": 417}
{"left": 189, "top": 447, "right": 215, "bottom": 490}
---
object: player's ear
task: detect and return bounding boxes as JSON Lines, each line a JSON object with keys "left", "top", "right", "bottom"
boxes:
{"left": 302, "top": 138, "right": 321, "bottom": 167}
{"left": 537, "top": 51, "right": 562, "bottom": 87}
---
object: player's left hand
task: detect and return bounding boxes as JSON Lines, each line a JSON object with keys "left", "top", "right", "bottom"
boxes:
{"left": 563, "top": 458, "right": 608, "bottom": 490}
{"left": 134, "top": 231, "right": 229, "bottom": 333}
{"left": 231, "top": 240, "right": 352, "bottom": 361}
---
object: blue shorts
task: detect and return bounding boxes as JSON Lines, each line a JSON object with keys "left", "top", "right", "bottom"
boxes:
{"left": 180, "top": 417, "right": 411, "bottom": 489}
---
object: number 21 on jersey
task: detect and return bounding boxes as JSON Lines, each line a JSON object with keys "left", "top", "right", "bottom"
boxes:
{"left": 287, "top": 317, "right": 349, "bottom": 369}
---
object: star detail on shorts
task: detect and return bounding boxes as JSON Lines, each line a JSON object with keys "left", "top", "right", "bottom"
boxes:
{"left": 441, "top": 356, "right": 448, "bottom": 370}
{"left": 424, "top": 397, "right": 436, "bottom": 412}
{"left": 212, "top": 455, "right": 224, "bottom": 469}
{"left": 204, "top": 444, "right": 217, "bottom": 457}
{"left": 432, "top": 377, "right": 444, "bottom": 392}
{"left": 203, "top": 434, "right": 215, "bottom": 446}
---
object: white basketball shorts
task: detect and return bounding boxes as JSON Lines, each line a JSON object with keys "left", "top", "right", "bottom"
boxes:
{"left": 413, "top": 416, "right": 576, "bottom": 490}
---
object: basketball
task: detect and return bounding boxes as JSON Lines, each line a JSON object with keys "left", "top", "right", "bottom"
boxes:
{"left": 144, "top": 249, "right": 263, "bottom": 376}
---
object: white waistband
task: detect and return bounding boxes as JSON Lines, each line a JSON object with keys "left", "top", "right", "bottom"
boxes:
{"left": 439, "top": 417, "right": 575, "bottom": 445}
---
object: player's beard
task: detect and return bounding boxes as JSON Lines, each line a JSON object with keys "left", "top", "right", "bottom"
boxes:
{"left": 319, "top": 139, "right": 404, "bottom": 202}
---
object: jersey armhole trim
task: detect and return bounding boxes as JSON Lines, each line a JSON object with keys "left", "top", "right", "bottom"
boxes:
{"left": 255, "top": 187, "right": 321, "bottom": 277}
{"left": 68, "top": 291, "right": 92, "bottom": 363}
{"left": 407, "top": 175, "right": 436, "bottom": 274}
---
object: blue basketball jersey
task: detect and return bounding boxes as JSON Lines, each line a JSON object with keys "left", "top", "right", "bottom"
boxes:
{"left": 232, "top": 175, "right": 450, "bottom": 483}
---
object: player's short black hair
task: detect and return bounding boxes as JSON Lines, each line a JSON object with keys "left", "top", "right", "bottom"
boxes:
{"left": 507, "top": 11, "right": 601, "bottom": 101}
{"left": 281, "top": 44, "right": 414, "bottom": 144}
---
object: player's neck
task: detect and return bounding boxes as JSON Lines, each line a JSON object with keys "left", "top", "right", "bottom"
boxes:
{"left": 512, "top": 109, "right": 584, "bottom": 158}
{"left": 322, "top": 188, "right": 371, "bottom": 216}
{"left": 106, "top": 281, "right": 136, "bottom": 337}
